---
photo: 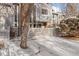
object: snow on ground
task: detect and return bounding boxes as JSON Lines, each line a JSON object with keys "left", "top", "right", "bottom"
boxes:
{"left": 32, "top": 35, "right": 79, "bottom": 56}
{"left": 1, "top": 34, "right": 79, "bottom": 56}
{"left": 0, "top": 37, "right": 36, "bottom": 56}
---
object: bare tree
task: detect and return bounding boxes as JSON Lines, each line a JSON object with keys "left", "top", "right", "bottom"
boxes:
{"left": 66, "top": 3, "right": 77, "bottom": 17}
{"left": 20, "top": 3, "right": 33, "bottom": 49}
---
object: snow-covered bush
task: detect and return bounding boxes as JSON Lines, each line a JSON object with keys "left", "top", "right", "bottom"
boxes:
{"left": 55, "top": 17, "right": 79, "bottom": 37}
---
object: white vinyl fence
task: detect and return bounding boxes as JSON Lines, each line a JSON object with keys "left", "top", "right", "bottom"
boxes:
{"left": 28, "top": 28, "right": 54, "bottom": 38}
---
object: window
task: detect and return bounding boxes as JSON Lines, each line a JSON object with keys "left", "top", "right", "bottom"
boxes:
{"left": 29, "top": 16, "right": 44, "bottom": 28}
{"left": 29, "top": 18, "right": 42, "bottom": 28}
{"left": 52, "top": 13, "right": 58, "bottom": 20}
{"left": 42, "top": 9, "right": 48, "bottom": 15}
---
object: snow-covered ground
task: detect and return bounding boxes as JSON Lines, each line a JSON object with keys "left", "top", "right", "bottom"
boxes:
{"left": 1, "top": 34, "right": 79, "bottom": 56}
{"left": 32, "top": 35, "right": 79, "bottom": 56}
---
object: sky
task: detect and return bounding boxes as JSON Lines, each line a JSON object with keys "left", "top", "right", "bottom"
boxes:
{"left": 52, "top": 3, "right": 66, "bottom": 12}
{"left": 52, "top": 3, "right": 79, "bottom": 12}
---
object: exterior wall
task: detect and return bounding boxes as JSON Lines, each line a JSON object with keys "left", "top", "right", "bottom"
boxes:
{"left": 29, "top": 3, "right": 53, "bottom": 28}
{"left": 0, "top": 4, "right": 19, "bottom": 38}
{"left": 0, "top": 5, "right": 15, "bottom": 30}
{"left": 52, "top": 11, "right": 65, "bottom": 25}
{"left": 30, "top": 3, "right": 64, "bottom": 28}
{"left": 35, "top": 3, "right": 52, "bottom": 22}
{"left": 57, "top": 13, "right": 65, "bottom": 24}
{"left": 52, "top": 12, "right": 58, "bottom": 25}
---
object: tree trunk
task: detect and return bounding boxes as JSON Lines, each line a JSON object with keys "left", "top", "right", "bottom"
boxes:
{"left": 20, "top": 3, "right": 33, "bottom": 49}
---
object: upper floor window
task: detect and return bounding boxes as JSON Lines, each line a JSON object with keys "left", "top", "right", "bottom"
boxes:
{"left": 52, "top": 13, "right": 58, "bottom": 19}
{"left": 42, "top": 9, "right": 48, "bottom": 15}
